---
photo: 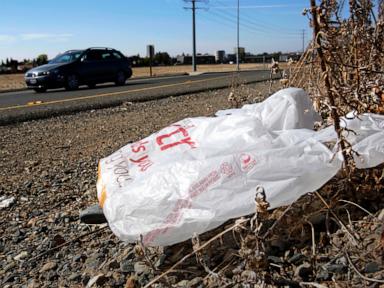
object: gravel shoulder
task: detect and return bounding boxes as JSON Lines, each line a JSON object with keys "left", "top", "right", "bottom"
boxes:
{"left": 1, "top": 81, "right": 382, "bottom": 288}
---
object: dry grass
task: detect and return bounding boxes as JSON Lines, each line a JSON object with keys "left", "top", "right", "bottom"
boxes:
{"left": 0, "top": 63, "right": 276, "bottom": 92}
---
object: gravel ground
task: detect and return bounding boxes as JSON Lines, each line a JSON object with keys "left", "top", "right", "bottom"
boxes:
{"left": 1, "top": 81, "right": 383, "bottom": 288}
{"left": 0, "top": 81, "right": 275, "bottom": 287}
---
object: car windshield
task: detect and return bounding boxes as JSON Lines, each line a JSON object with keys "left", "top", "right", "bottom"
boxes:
{"left": 49, "top": 51, "right": 83, "bottom": 64}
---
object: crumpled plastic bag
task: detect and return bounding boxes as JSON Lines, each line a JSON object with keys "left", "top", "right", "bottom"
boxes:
{"left": 97, "top": 88, "right": 384, "bottom": 246}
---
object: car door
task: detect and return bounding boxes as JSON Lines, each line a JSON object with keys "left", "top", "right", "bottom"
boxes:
{"left": 77, "top": 50, "right": 104, "bottom": 83}
{"left": 99, "top": 51, "right": 117, "bottom": 82}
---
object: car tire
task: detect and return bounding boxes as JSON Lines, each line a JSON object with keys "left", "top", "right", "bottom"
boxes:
{"left": 115, "top": 71, "right": 126, "bottom": 86}
{"left": 65, "top": 74, "right": 79, "bottom": 91}
{"left": 34, "top": 87, "right": 47, "bottom": 93}
{"left": 87, "top": 83, "right": 96, "bottom": 89}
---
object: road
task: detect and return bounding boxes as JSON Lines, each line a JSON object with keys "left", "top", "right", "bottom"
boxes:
{"left": 0, "top": 70, "right": 273, "bottom": 125}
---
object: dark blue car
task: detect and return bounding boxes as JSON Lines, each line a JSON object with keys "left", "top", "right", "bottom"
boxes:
{"left": 25, "top": 47, "right": 132, "bottom": 93}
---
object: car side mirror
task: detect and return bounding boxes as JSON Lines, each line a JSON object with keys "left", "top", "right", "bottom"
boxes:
{"left": 80, "top": 56, "right": 87, "bottom": 62}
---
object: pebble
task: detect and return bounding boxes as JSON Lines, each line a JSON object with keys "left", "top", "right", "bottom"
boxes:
{"left": 3, "top": 262, "right": 16, "bottom": 273}
{"left": 294, "top": 262, "right": 312, "bottom": 281}
{"left": 155, "top": 254, "right": 167, "bottom": 268}
{"left": 316, "top": 268, "right": 331, "bottom": 281}
{"left": 134, "top": 261, "right": 149, "bottom": 275}
{"left": 325, "top": 263, "right": 348, "bottom": 274}
{"left": 268, "top": 255, "right": 284, "bottom": 264}
{"left": 175, "top": 280, "right": 189, "bottom": 287}
{"left": 14, "top": 251, "right": 28, "bottom": 261}
{"left": 85, "top": 273, "right": 105, "bottom": 288}
{"left": 120, "top": 259, "right": 135, "bottom": 273}
{"left": 39, "top": 261, "right": 57, "bottom": 273}
{"left": 288, "top": 253, "right": 305, "bottom": 265}
{"left": 68, "top": 273, "right": 81, "bottom": 281}
{"left": 364, "top": 262, "right": 381, "bottom": 274}
{"left": 0, "top": 196, "right": 16, "bottom": 209}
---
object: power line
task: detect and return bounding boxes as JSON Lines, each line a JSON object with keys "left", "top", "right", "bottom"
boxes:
{"left": 206, "top": 7, "right": 301, "bottom": 35}
{"left": 206, "top": 9, "right": 302, "bottom": 38}
{"left": 210, "top": 0, "right": 302, "bottom": 34}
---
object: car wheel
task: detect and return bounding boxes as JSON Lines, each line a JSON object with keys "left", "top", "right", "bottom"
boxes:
{"left": 65, "top": 74, "right": 79, "bottom": 91}
{"left": 115, "top": 71, "right": 126, "bottom": 86}
{"left": 34, "top": 87, "right": 47, "bottom": 93}
{"left": 87, "top": 83, "right": 96, "bottom": 89}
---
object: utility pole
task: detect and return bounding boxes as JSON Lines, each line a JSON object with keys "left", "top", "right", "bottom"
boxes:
{"left": 184, "top": 0, "right": 206, "bottom": 72}
{"left": 302, "top": 29, "right": 305, "bottom": 54}
{"left": 192, "top": 0, "right": 197, "bottom": 72}
{"left": 236, "top": 0, "right": 240, "bottom": 71}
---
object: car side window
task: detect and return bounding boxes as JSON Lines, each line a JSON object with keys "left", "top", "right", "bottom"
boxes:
{"left": 101, "top": 52, "right": 115, "bottom": 61}
{"left": 113, "top": 52, "right": 122, "bottom": 59}
{"left": 85, "top": 50, "right": 102, "bottom": 61}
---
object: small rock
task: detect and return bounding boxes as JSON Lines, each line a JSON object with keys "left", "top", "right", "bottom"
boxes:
{"left": 39, "top": 261, "right": 57, "bottom": 273}
{"left": 3, "top": 262, "right": 16, "bottom": 272}
{"left": 0, "top": 196, "right": 16, "bottom": 209}
{"left": 68, "top": 273, "right": 81, "bottom": 281}
{"left": 73, "top": 254, "right": 86, "bottom": 263}
{"left": 134, "top": 261, "right": 149, "bottom": 275}
{"left": 111, "top": 272, "right": 125, "bottom": 286}
{"left": 295, "top": 262, "right": 313, "bottom": 281}
{"left": 120, "top": 259, "right": 135, "bottom": 273}
{"left": 85, "top": 273, "right": 105, "bottom": 288}
{"left": 107, "top": 260, "right": 120, "bottom": 270}
{"left": 241, "top": 270, "right": 257, "bottom": 282}
{"left": 325, "top": 263, "right": 348, "bottom": 274}
{"left": 155, "top": 254, "right": 167, "bottom": 268}
{"left": 364, "top": 262, "right": 381, "bottom": 274}
{"left": 14, "top": 251, "right": 28, "bottom": 261}
{"left": 125, "top": 276, "right": 138, "bottom": 288}
{"left": 175, "top": 280, "right": 189, "bottom": 287}
{"left": 316, "top": 268, "right": 331, "bottom": 281}
{"left": 288, "top": 253, "right": 306, "bottom": 265}
{"left": 336, "top": 256, "right": 347, "bottom": 266}
{"left": 268, "top": 255, "right": 284, "bottom": 264}
{"left": 50, "top": 234, "right": 66, "bottom": 248}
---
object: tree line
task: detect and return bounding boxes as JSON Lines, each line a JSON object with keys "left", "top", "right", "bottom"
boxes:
{"left": 0, "top": 54, "right": 48, "bottom": 73}
{"left": 0, "top": 52, "right": 174, "bottom": 74}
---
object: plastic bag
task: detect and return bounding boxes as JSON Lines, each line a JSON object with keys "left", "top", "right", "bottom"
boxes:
{"left": 97, "top": 88, "right": 384, "bottom": 246}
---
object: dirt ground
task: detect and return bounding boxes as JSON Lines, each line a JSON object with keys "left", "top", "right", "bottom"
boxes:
{"left": 0, "top": 63, "right": 276, "bottom": 92}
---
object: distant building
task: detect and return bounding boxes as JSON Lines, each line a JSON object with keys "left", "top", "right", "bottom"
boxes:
{"left": 146, "top": 45, "right": 155, "bottom": 58}
{"left": 176, "top": 55, "right": 216, "bottom": 65}
{"left": 244, "top": 55, "right": 273, "bottom": 64}
{"left": 279, "top": 52, "right": 302, "bottom": 62}
{"left": 233, "top": 47, "right": 246, "bottom": 62}
{"left": 215, "top": 50, "right": 226, "bottom": 63}
{"left": 234, "top": 47, "right": 245, "bottom": 56}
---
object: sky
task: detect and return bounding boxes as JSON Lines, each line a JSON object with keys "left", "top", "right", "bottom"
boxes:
{"left": 0, "top": 0, "right": 321, "bottom": 61}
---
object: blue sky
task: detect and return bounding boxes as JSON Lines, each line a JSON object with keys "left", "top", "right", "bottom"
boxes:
{"left": 1, "top": 0, "right": 320, "bottom": 60}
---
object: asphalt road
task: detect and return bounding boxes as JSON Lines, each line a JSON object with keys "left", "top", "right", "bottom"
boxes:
{"left": 0, "top": 70, "right": 273, "bottom": 125}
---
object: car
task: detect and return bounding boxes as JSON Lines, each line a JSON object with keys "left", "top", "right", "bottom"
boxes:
{"left": 24, "top": 47, "right": 132, "bottom": 93}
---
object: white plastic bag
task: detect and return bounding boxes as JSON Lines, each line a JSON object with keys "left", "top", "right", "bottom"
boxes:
{"left": 97, "top": 88, "right": 384, "bottom": 246}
